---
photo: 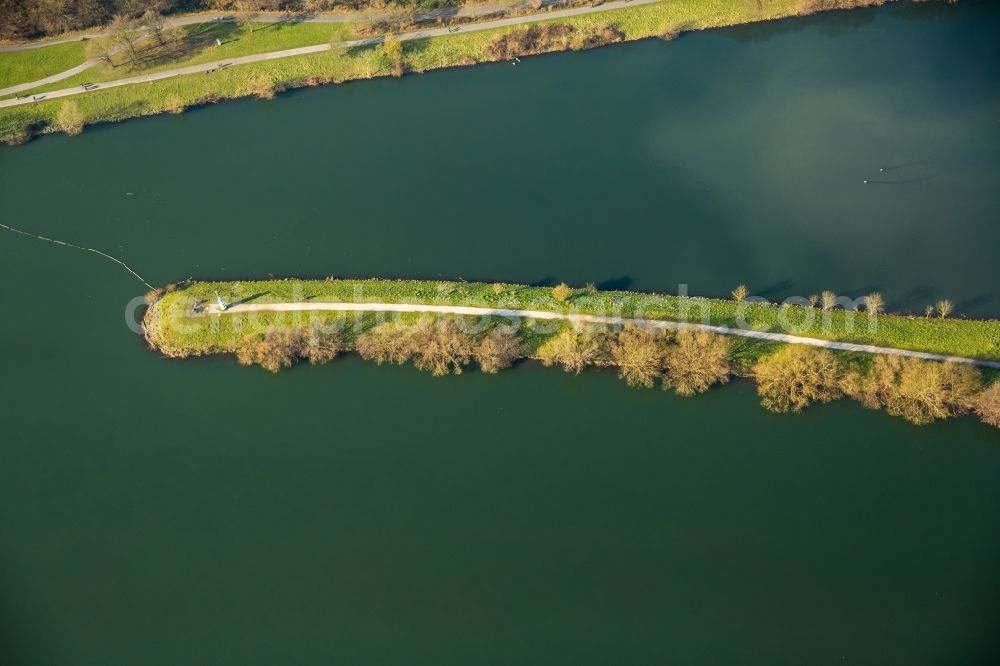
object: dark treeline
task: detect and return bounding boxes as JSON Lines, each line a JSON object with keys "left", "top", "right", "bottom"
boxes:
{"left": 0, "top": 0, "right": 460, "bottom": 41}
{"left": 2, "top": 0, "right": 180, "bottom": 40}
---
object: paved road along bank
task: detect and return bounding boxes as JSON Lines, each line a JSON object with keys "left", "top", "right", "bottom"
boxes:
{"left": 202, "top": 301, "right": 1000, "bottom": 369}
{"left": 0, "top": 0, "right": 664, "bottom": 109}
{"left": 0, "top": 61, "right": 97, "bottom": 97}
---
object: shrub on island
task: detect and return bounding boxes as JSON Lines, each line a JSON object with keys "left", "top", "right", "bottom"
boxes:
{"left": 236, "top": 324, "right": 342, "bottom": 373}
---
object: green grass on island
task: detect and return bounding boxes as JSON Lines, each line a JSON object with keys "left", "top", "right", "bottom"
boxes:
{"left": 145, "top": 278, "right": 1000, "bottom": 363}
{"left": 0, "top": 0, "right": 882, "bottom": 143}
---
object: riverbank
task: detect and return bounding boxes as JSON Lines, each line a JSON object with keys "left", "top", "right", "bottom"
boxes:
{"left": 143, "top": 278, "right": 1000, "bottom": 428}
{"left": 0, "top": 0, "right": 890, "bottom": 144}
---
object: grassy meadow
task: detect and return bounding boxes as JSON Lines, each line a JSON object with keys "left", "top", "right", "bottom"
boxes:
{"left": 0, "top": 41, "right": 86, "bottom": 88}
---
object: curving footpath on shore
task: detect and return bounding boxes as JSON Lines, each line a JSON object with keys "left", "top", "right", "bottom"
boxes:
{"left": 203, "top": 301, "right": 1000, "bottom": 369}
{"left": 1, "top": 43, "right": 332, "bottom": 103}
{"left": 0, "top": 61, "right": 97, "bottom": 97}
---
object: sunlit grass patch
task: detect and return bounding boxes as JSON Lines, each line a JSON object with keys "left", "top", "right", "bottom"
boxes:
{"left": 0, "top": 41, "right": 86, "bottom": 88}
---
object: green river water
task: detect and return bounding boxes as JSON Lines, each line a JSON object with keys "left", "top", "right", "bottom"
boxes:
{"left": 1, "top": 1, "right": 999, "bottom": 663}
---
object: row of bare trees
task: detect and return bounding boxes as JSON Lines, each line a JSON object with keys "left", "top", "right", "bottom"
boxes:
{"left": 536, "top": 324, "right": 732, "bottom": 397}
{"left": 90, "top": 9, "right": 166, "bottom": 68}
{"left": 732, "top": 285, "right": 956, "bottom": 318}
{"left": 1, "top": 0, "right": 178, "bottom": 41}
{"left": 232, "top": 316, "right": 998, "bottom": 430}
{"left": 0, "top": 0, "right": 457, "bottom": 41}
{"left": 753, "top": 345, "right": 998, "bottom": 427}
{"left": 89, "top": 0, "right": 268, "bottom": 70}
{"left": 236, "top": 322, "right": 342, "bottom": 372}
{"left": 236, "top": 317, "right": 733, "bottom": 392}
{"left": 357, "top": 319, "right": 520, "bottom": 375}
{"left": 236, "top": 318, "right": 522, "bottom": 376}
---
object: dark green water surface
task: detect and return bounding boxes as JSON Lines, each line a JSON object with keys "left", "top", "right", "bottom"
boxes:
{"left": 1, "top": 2, "right": 999, "bottom": 664}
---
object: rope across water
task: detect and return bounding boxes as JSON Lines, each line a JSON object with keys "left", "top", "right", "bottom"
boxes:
{"left": 0, "top": 222, "right": 153, "bottom": 290}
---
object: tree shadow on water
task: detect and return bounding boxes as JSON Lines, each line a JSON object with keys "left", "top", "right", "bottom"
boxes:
{"left": 895, "top": 287, "right": 933, "bottom": 313}
{"left": 955, "top": 292, "right": 997, "bottom": 315}
{"left": 598, "top": 276, "right": 633, "bottom": 291}
{"left": 757, "top": 279, "right": 794, "bottom": 300}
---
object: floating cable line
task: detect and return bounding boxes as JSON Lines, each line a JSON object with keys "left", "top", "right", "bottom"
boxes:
{"left": 0, "top": 221, "right": 154, "bottom": 290}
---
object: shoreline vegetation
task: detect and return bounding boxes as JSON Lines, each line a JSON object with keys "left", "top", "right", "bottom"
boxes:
{"left": 1, "top": 0, "right": 896, "bottom": 145}
{"left": 144, "top": 278, "right": 1000, "bottom": 429}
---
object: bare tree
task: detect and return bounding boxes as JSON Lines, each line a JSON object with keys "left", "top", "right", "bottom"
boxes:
{"left": 731, "top": 284, "right": 748, "bottom": 303}
{"left": 612, "top": 324, "right": 667, "bottom": 389}
{"left": 475, "top": 327, "right": 521, "bottom": 373}
{"left": 754, "top": 346, "right": 845, "bottom": 413}
{"left": 936, "top": 299, "right": 953, "bottom": 319}
{"left": 237, "top": 327, "right": 299, "bottom": 373}
{"left": 299, "top": 324, "right": 342, "bottom": 365}
{"left": 381, "top": 33, "right": 404, "bottom": 77}
{"left": 552, "top": 283, "right": 572, "bottom": 302}
{"left": 109, "top": 14, "right": 141, "bottom": 67}
{"left": 234, "top": 0, "right": 262, "bottom": 34}
{"left": 142, "top": 9, "right": 166, "bottom": 46}
{"left": 357, "top": 322, "right": 414, "bottom": 366}
{"left": 859, "top": 356, "right": 980, "bottom": 425}
{"left": 92, "top": 33, "right": 118, "bottom": 66}
{"left": 409, "top": 318, "right": 475, "bottom": 376}
{"left": 236, "top": 324, "right": 341, "bottom": 372}
{"left": 863, "top": 292, "right": 885, "bottom": 315}
{"left": 382, "top": 7, "right": 414, "bottom": 33}
{"left": 664, "top": 330, "right": 730, "bottom": 396}
{"left": 975, "top": 382, "right": 1000, "bottom": 428}
{"left": 821, "top": 291, "right": 837, "bottom": 311}
{"left": 537, "top": 328, "right": 607, "bottom": 374}
{"left": 299, "top": 0, "right": 326, "bottom": 13}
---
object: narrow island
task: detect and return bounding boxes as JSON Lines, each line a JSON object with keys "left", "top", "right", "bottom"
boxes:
{"left": 143, "top": 277, "right": 1000, "bottom": 429}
